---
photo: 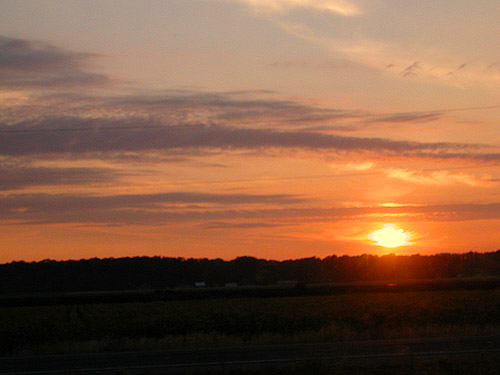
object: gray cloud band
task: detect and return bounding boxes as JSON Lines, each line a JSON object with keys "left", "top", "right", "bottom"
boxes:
{"left": 2, "top": 192, "right": 500, "bottom": 225}
{"left": 0, "top": 165, "right": 123, "bottom": 190}
{"left": 0, "top": 36, "right": 108, "bottom": 88}
{"left": 0, "top": 118, "right": 477, "bottom": 156}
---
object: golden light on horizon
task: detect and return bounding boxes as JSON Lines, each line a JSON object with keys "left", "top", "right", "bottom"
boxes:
{"left": 369, "top": 224, "right": 410, "bottom": 248}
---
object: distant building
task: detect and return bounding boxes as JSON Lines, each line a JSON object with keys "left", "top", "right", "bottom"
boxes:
{"left": 194, "top": 282, "right": 206, "bottom": 288}
{"left": 225, "top": 282, "right": 238, "bottom": 288}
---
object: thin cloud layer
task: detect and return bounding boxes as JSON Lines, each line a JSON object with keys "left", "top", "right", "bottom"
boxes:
{"left": 369, "top": 112, "right": 442, "bottom": 124}
{"left": 386, "top": 168, "right": 495, "bottom": 187}
{"left": 2, "top": 191, "right": 500, "bottom": 226}
{"left": 1, "top": 191, "right": 304, "bottom": 210}
{"left": 0, "top": 164, "right": 125, "bottom": 191}
{"left": 233, "top": 0, "right": 361, "bottom": 16}
{"left": 0, "top": 191, "right": 306, "bottom": 225}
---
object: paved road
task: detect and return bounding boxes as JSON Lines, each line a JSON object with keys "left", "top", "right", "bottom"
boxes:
{"left": 2, "top": 336, "right": 500, "bottom": 374}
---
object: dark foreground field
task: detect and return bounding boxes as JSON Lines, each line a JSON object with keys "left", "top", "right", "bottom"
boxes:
{"left": 2, "top": 336, "right": 500, "bottom": 374}
{"left": 2, "top": 282, "right": 500, "bottom": 358}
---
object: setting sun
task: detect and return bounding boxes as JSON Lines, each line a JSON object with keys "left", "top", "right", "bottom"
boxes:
{"left": 369, "top": 224, "right": 410, "bottom": 248}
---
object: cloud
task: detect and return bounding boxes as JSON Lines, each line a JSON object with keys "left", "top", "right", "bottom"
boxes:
{"left": 0, "top": 35, "right": 497, "bottom": 165}
{"left": 0, "top": 81, "right": 496, "bottom": 163}
{"left": 203, "top": 222, "right": 285, "bottom": 229}
{"left": 0, "top": 191, "right": 305, "bottom": 225}
{"left": 385, "top": 168, "right": 495, "bottom": 187}
{"left": 400, "top": 61, "right": 421, "bottom": 77}
{"left": 2, "top": 191, "right": 304, "bottom": 210}
{"left": 271, "top": 57, "right": 380, "bottom": 78}
{"left": 370, "top": 112, "right": 442, "bottom": 124}
{"left": 2, "top": 191, "right": 500, "bottom": 225}
{"left": 330, "top": 161, "right": 374, "bottom": 171}
{"left": 409, "top": 152, "right": 500, "bottom": 163}
{"left": 0, "top": 116, "right": 477, "bottom": 158}
{"left": 0, "top": 163, "right": 125, "bottom": 191}
{"left": 446, "top": 63, "right": 468, "bottom": 76}
{"left": 0, "top": 90, "right": 360, "bottom": 129}
{"left": 233, "top": 0, "right": 361, "bottom": 16}
{"left": 111, "top": 91, "right": 356, "bottom": 125}
{"left": 322, "top": 37, "right": 497, "bottom": 85}
{"left": 0, "top": 36, "right": 109, "bottom": 88}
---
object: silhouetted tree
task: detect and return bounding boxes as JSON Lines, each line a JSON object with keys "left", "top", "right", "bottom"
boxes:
{"left": 2, "top": 250, "right": 500, "bottom": 293}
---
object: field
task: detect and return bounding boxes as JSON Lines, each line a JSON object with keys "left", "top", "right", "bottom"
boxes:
{"left": 2, "top": 286, "right": 500, "bottom": 358}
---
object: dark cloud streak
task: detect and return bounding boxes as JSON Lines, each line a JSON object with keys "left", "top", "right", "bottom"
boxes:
{"left": 369, "top": 112, "right": 442, "bottom": 123}
{"left": 401, "top": 61, "right": 421, "bottom": 77}
{"left": 0, "top": 164, "right": 124, "bottom": 191}
{"left": 0, "top": 192, "right": 306, "bottom": 225}
{"left": 2, "top": 192, "right": 500, "bottom": 226}
{"left": 0, "top": 36, "right": 108, "bottom": 88}
{"left": 1, "top": 191, "right": 304, "bottom": 211}
{"left": 0, "top": 117, "right": 476, "bottom": 158}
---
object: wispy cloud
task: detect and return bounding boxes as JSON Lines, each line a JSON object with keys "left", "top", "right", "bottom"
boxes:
{"left": 3, "top": 191, "right": 500, "bottom": 226}
{"left": 330, "top": 161, "right": 374, "bottom": 171}
{"left": 369, "top": 112, "right": 442, "bottom": 124}
{"left": 233, "top": 0, "right": 362, "bottom": 16}
{"left": 400, "top": 61, "right": 421, "bottom": 78}
{"left": 0, "top": 191, "right": 306, "bottom": 225}
{"left": 446, "top": 63, "right": 468, "bottom": 76}
{"left": 110, "top": 91, "right": 356, "bottom": 126}
{"left": 266, "top": 23, "right": 500, "bottom": 87}
{"left": 385, "top": 168, "right": 495, "bottom": 187}
{"left": 0, "top": 90, "right": 358, "bottom": 128}
{"left": 0, "top": 163, "right": 125, "bottom": 191}
{"left": 203, "top": 222, "right": 286, "bottom": 229}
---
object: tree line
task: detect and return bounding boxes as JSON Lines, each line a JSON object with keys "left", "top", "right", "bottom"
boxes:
{"left": 2, "top": 251, "right": 500, "bottom": 293}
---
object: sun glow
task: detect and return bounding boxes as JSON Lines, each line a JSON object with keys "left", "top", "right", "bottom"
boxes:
{"left": 369, "top": 224, "right": 410, "bottom": 248}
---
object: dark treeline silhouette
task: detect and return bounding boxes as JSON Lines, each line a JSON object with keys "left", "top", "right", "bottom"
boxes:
{"left": 2, "top": 251, "right": 500, "bottom": 294}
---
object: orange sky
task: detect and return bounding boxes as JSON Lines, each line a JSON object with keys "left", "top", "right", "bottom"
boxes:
{"left": 1, "top": 1, "right": 500, "bottom": 262}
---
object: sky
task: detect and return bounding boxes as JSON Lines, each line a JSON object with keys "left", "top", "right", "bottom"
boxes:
{"left": 1, "top": 0, "right": 500, "bottom": 262}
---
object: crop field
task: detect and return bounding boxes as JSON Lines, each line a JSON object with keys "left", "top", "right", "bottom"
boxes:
{"left": 2, "top": 288, "right": 500, "bottom": 357}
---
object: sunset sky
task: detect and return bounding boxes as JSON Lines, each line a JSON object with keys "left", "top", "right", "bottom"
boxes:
{"left": 1, "top": 0, "right": 500, "bottom": 263}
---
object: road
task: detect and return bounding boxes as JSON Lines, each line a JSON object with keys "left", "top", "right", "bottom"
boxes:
{"left": 2, "top": 336, "right": 500, "bottom": 374}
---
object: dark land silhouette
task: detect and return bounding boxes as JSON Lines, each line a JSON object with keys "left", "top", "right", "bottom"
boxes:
{"left": 2, "top": 251, "right": 500, "bottom": 295}
{"left": 3, "top": 251, "right": 500, "bottom": 367}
